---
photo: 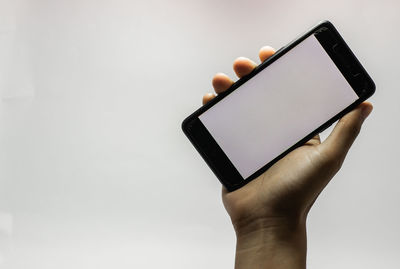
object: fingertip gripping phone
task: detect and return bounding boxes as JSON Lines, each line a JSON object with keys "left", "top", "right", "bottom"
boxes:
{"left": 182, "top": 21, "right": 375, "bottom": 191}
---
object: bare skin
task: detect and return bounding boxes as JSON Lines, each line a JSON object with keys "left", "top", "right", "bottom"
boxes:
{"left": 202, "top": 46, "right": 373, "bottom": 269}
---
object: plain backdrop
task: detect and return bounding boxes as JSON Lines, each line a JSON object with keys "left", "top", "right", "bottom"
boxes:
{"left": 0, "top": 0, "right": 398, "bottom": 268}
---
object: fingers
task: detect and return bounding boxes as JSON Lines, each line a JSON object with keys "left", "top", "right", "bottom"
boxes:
{"left": 204, "top": 73, "right": 232, "bottom": 105}
{"left": 204, "top": 45, "right": 276, "bottom": 105}
{"left": 202, "top": 93, "right": 216, "bottom": 105}
{"left": 259, "top": 46, "right": 275, "bottom": 62}
{"left": 233, "top": 57, "right": 257, "bottom": 78}
{"left": 320, "top": 102, "right": 373, "bottom": 163}
{"left": 231, "top": 46, "right": 276, "bottom": 78}
{"left": 212, "top": 73, "right": 234, "bottom": 94}
{"left": 212, "top": 57, "right": 257, "bottom": 96}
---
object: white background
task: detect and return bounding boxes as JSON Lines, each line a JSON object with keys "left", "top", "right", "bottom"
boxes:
{"left": 0, "top": 0, "right": 397, "bottom": 268}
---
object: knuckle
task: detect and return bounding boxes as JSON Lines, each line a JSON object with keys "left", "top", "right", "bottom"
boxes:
{"left": 319, "top": 147, "right": 344, "bottom": 173}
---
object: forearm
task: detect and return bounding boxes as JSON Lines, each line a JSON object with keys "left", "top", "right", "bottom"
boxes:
{"left": 234, "top": 217, "right": 307, "bottom": 269}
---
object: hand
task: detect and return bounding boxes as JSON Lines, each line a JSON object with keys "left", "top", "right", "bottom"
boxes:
{"left": 202, "top": 46, "right": 373, "bottom": 268}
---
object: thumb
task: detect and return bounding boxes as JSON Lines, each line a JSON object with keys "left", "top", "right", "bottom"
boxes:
{"left": 321, "top": 102, "right": 373, "bottom": 162}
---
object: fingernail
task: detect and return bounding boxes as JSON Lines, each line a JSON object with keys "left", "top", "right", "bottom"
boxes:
{"left": 362, "top": 105, "right": 373, "bottom": 119}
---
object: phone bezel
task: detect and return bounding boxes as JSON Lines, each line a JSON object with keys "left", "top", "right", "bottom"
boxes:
{"left": 182, "top": 20, "right": 375, "bottom": 191}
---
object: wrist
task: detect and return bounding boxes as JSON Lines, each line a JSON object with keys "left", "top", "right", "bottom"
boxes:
{"left": 234, "top": 215, "right": 307, "bottom": 269}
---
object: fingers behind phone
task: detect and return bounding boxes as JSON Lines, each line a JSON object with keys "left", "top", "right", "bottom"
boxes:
{"left": 259, "top": 46, "right": 276, "bottom": 62}
{"left": 212, "top": 73, "right": 234, "bottom": 94}
{"left": 202, "top": 93, "right": 216, "bottom": 105}
{"left": 233, "top": 57, "right": 257, "bottom": 78}
{"left": 203, "top": 45, "right": 276, "bottom": 105}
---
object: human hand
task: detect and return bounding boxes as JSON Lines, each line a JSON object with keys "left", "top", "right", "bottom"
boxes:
{"left": 202, "top": 46, "right": 373, "bottom": 268}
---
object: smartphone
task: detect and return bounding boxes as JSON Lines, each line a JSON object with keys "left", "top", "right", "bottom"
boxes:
{"left": 182, "top": 20, "right": 375, "bottom": 191}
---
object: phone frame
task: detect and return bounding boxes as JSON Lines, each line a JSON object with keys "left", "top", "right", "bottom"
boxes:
{"left": 182, "top": 20, "right": 375, "bottom": 191}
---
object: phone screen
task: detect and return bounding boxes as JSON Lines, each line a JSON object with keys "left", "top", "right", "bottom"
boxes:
{"left": 199, "top": 34, "right": 359, "bottom": 179}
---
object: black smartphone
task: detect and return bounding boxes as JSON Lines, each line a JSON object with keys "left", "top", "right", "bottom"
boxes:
{"left": 182, "top": 20, "right": 375, "bottom": 191}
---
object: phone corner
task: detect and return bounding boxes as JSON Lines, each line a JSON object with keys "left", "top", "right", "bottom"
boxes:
{"left": 319, "top": 19, "right": 334, "bottom": 27}
{"left": 365, "top": 75, "right": 377, "bottom": 98}
{"left": 181, "top": 117, "right": 190, "bottom": 134}
{"left": 369, "top": 81, "right": 376, "bottom": 97}
{"left": 181, "top": 115, "right": 196, "bottom": 138}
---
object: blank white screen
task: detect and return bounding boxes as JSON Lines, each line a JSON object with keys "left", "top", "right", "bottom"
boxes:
{"left": 199, "top": 35, "right": 358, "bottom": 179}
